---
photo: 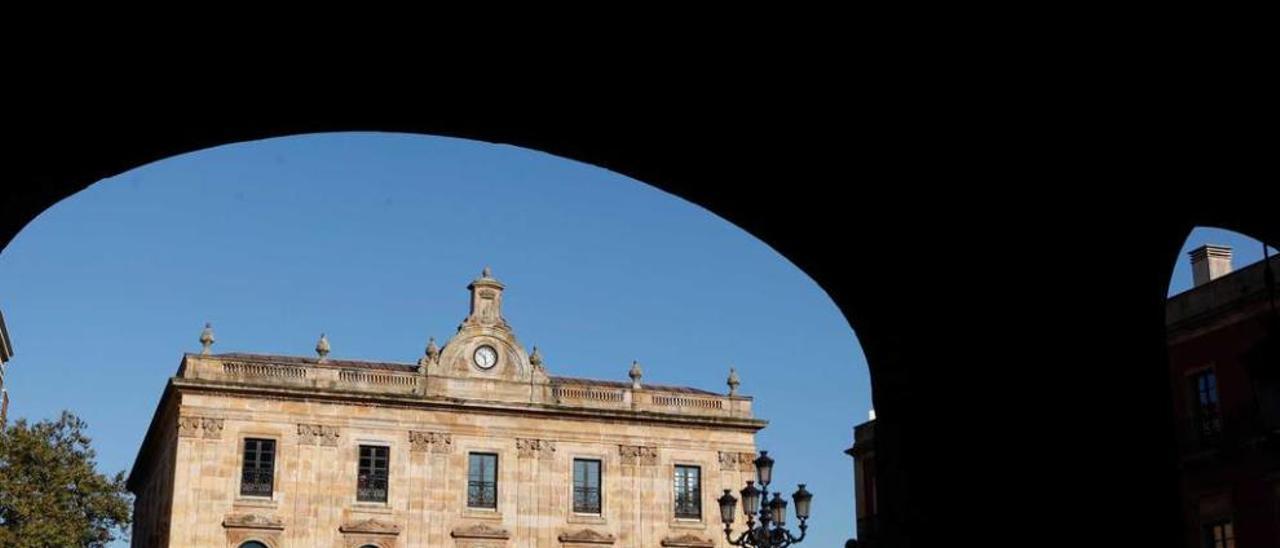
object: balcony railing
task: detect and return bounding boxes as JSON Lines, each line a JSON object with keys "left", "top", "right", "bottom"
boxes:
{"left": 357, "top": 473, "right": 388, "bottom": 503}
{"left": 674, "top": 493, "right": 701, "bottom": 520}
{"left": 240, "top": 468, "right": 273, "bottom": 497}
{"left": 573, "top": 486, "right": 601, "bottom": 514}
{"left": 468, "top": 480, "right": 497, "bottom": 509}
{"left": 1176, "top": 405, "right": 1275, "bottom": 455}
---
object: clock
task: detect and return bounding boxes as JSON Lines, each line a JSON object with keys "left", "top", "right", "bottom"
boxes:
{"left": 473, "top": 345, "right": 498, "bottom": 370}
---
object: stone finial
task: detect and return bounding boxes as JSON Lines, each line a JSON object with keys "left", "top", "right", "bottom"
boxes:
{"left": 316, "top": 333, "right": 330, "bottom": 362}
{"left": 427, "top": 336, "right": 439, "bottom": 358}
{"left": 530, "top": 346, "right": 544, "bottom": 368}
{"left": 419, "top": 336, "right": 440, "bottom": 368}
{"left": 727, "top": 367, "right": 740, "bottom": 396}
{"left": 482, "top": 266, "right": 493, "bottom": 279}
{"left": 629, "top": 360, "right": 643, "bottom": 389}
{"left": 199, "top": 322, "right": 215, "bottom": 355}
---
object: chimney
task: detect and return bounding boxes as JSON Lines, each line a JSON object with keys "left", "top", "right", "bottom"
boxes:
{"left": 1189, "top": 244, "right": 1233, "bottom": 287}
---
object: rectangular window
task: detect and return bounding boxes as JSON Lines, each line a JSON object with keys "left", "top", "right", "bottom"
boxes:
{"left": 1202, "top": 519, "right": 1235, "bottom": 548}
{"left": 674, "top": 464, "right": 701, "bottom": 519}
{"left": 573, "top": 458, "right": 602, "bottom": 514}
{"left": 1190, "top": 369, "right": 1222, "bottom": 442}
{"left": 240, "top": 438, "right": 275, "bottom": 497}
{"left": 468, "top": 452, "right": 498, "bottom": 509}
{"left": 357, "top": 445, "right": 389, "bottom": 503}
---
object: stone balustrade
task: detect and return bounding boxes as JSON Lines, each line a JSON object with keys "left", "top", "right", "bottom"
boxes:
{"left": 548, "top": 382, "right": 752, "bottom": 418}
{"left": 182, "top": 354, "right": 423, "bottom": 397}
{"left": 179, "top": 354, "right": 753, "bottom": 419}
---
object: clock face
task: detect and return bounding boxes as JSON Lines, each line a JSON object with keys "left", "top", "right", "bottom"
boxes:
{"left": 473, "top": 345, "right": 498, "bottom": 370}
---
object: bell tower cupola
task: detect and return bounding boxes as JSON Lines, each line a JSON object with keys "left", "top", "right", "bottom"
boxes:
{"left": 465, "top": 267, "right": 508, "bottom": 330}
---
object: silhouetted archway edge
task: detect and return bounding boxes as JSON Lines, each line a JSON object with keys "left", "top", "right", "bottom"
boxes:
{"left": 4, "top": 114, "right": 1279, "bottom": 547}
{"left": 0, "top": 127, "right": 884, "bottom": 386}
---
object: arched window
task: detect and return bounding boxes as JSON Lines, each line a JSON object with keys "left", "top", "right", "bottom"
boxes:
{"left": 239, "top": 542, "right": 268, "bottom": 548}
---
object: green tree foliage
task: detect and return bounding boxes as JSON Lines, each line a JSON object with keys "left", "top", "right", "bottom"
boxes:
{"left": 0, "top": 411, "right": 131, "bottom": 547}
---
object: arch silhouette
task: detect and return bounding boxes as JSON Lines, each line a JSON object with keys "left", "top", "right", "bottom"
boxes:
{"left": 4, "top": 105, "right": 1277, "bottom": 547}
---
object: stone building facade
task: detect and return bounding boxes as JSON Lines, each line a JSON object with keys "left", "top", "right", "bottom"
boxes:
{"left": 1166, "top": 247, "right": 1279, "bottom": 548}
{"left": 127, "top": 270, "right": 766, "bottom": 547}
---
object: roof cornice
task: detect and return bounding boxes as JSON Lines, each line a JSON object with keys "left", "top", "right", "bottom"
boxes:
{"left": 169, "top": 376, "right": 769, "bottom": 432}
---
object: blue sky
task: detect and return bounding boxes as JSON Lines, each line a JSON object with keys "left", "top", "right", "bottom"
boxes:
{"left": 0, "top": 133, "right": 872, "bottom": 545}
{"left": 1168, "top": 227, "right": 1277, "bottom": 296}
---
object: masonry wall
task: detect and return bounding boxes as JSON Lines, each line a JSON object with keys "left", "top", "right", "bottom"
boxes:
{"left": 131, "top": 409, "right": 179, "bottom": 547}
{"left": 1167, "top": 297, "right": 1280, "bottom": 547}
{"left": 158, "top": 390, "right": 758, "bottom": 547}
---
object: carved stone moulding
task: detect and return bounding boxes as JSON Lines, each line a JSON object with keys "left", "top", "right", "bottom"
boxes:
{"left": 451, "top": 522, "right": 512, "bottom": 540}
{"left": 339, "top": 517, "right": 401, "bottom": 535}
{"left": 516, "top": 437, "right": 557, "bottom": 458}
{"left": 409, "top": 430, "right": 454, "bottom": 453}
{"left": 618, "top": 444, "right": 659, "bottom": 466}
{"left": 661, "top": 533, "right": 716, "bottom": 547}
{"left": 559, "top": 528, "right": 617, "bottom": 545}
{"left": 201, "top": 417, "right": 224, "bottom": 439}
{"left": 177, "top": 416, "right": 202, "bottom": 438}
{"left": 297, "top": 423, "right": 341, "bottom": 446}
{"left": 222, "top": 512, "right": 285, "bottom": 530}
{"left": 178, "top": 415, "right": 224, "bottom": 439}
{"left": 720, "top": 451, "right": 757, "bottom": 471}
{"left": 737, "top": 452, "right": 757, "bottom": 472}
{"left": 226, "top": 530, "right": 281, "bottom": 548}
{"left": 718, "top": 451, "right": 738, "bottom": 471}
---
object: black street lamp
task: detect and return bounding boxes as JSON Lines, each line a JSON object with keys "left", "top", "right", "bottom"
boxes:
{"left": 718, "top": 450, "right": 812, "bottom": 547}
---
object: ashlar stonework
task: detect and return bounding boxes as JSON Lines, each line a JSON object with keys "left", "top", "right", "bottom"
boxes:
{"left": 127, "top": 270, "right": 766, "bottom": 547}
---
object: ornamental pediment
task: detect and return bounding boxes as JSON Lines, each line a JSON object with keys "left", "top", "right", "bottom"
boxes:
{"left": 559, "top": 528, "right": 616, "bottom": 544}
{"left": 222, "top": 512, "right": 284, "bottom": 530}
{"left": 661, "top": 533, "right": 715, "bottom": 547}
{"left": 451, "top": 522, "right": 511, "bottom": 540}
{"left": 339, "top": 517, "right": 400, "bottom": 535}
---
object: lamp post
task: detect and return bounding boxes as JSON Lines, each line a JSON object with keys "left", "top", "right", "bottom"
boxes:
{"left": 717, "top": 450, "right": 812, "bottom": 547}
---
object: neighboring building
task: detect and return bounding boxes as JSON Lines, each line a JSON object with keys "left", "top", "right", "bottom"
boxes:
{"left": 1166, "top": 246, "right": 1280, "bottom": 548}
{"left": 0, "top": 307, "right": 12, "bottom": 424}
{"left": 845, "top": 411, "right": 876, "bottom": 548}
{"left": 127, "top": 269, "right": 766, "bottom": 547}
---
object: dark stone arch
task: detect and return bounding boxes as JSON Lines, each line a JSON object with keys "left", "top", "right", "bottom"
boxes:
{"left": 3, "top": 94, "right": 1277, "bottom": 547}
